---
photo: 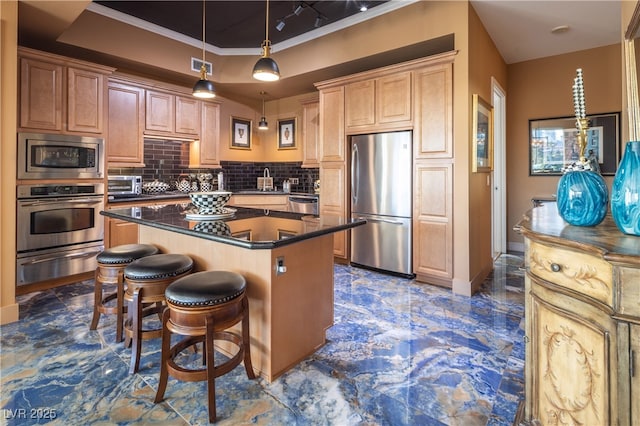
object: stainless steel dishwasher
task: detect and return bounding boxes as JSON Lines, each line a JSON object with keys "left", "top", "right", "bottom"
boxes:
{"left": 288, "top": 194, "right": 319, "bottom": 214}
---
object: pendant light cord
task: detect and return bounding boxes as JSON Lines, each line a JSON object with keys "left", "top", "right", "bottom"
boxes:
{"left": 265, "top": 0, "right": 270, "bottom": 43}
{"left": 202, "top": 0, "right": 206, "bottom": 63}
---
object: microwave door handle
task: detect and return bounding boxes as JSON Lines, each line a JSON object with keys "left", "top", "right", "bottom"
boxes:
{"left": 21, "top": 248, "right": 103, "bottom": 265}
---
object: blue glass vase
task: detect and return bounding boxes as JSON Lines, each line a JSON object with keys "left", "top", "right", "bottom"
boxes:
{"left": 556, "top": 170, "right": 608, "bottom": 226}
{"left": 611, "top": 141, "right": 640, "bottom": 235}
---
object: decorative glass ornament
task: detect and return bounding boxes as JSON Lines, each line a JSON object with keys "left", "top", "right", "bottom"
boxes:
{"left": 611, "top": 141, "right": 640, "bottom": 235}
{"left": 556, "top": 170, "right": 608, "bottom": 226}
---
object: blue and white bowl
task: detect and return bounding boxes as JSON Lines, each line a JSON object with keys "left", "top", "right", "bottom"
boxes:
{"left": 189, "top": 191, "right": 231, "bottom": 214}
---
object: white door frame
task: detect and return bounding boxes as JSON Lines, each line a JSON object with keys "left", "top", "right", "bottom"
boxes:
{"left": 491, "top": 77, "right": 507, "bottom": 258}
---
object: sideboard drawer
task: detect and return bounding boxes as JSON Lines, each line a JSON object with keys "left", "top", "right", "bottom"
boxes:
{"left": 528, "top": 241, "right": 613, "bottom": 307}
{"left": 618, "top": 266, "right": 640, "bottom": 318}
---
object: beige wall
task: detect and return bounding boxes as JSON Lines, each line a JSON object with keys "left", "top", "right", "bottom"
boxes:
{"left": 506, "top": 44, "right": 622, "bottom": 247}
{"left": 467, "top": 5, "right": 508, "bottom": 289}
{"left": 1, "top": 0, "right": 19, "bottom": 324}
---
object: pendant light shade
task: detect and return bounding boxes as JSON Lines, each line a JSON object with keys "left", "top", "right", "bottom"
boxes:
{"left": 193, "top": 0, "right": 216, "bottom": 98}
{"left": 258, "top": 91, "right": 268, "bottom": 130}
{"left": 253, "top": 0, "right": 280, "bottom": 81}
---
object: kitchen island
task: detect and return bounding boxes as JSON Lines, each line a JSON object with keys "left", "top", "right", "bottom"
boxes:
{"left": 102, "top": 203, "right": 365, "bottom": 382}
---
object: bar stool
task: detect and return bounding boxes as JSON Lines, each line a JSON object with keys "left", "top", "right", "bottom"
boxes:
{"left": 154, "top": 270, "right": 255, "bottom": 423}
{"left": 90, "top": 244, "right": 159, "bottom": 342}
{"left": 124, "top": 253, "right": 194, "bottom": 374}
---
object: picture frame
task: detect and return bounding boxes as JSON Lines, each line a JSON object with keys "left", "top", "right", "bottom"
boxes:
{"left": 277, "top": 229, "right": 297, "bottom": 240}
{"left": 528, "top": 112, "right": 620, "bottom": 176}
{"left": 278, "top": 118, "right": 296, "bottom": 149}
{"left": 232, "top": 230, "right": 252, "bottom": 241}
{"left": 230, "top": 117, "right": 251, "bottom": 149}
{"left": 472, "top": 94, "right": 493, "bottom": 173}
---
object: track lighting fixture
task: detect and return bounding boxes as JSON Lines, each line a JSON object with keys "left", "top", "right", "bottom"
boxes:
{"left": 294, "top": 3, "right": 304, "bottom": 16}
{"left": 253, "top": 0, "right": 281, "bottom": 82}
{"left": 276, "top": 19, "right": 286, "bottom": 32}
{"left": 192, "top": 0, "right": 216, "bottom": 98}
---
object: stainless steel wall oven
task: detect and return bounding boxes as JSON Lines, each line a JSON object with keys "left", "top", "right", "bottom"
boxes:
{"left": 16, "top": 183, "right": 104, "bottom": 286}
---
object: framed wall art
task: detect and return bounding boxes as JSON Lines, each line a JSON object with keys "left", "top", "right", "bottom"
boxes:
{"left": 529, "top": 112, "right": 620, "bottom": 176}
{"left": 472, "top": 94, "right": 493, "bottom": 173}
{"left": 278, "top": 118, "right": 296, "bottom": 149}
{"left": 230, "top": 117, "right": 251, "bottom": 149}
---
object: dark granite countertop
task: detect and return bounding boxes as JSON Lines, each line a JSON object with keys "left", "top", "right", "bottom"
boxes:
{"left": 107, "top": 191, "right": 190, "bottom": 204}
{"left": 102, "top": 202, "right": 364, "bottom": 250}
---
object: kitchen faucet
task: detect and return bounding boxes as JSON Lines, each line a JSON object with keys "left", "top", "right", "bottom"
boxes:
{"left": 262, "top": 168, "right": 270, "bottom": 191}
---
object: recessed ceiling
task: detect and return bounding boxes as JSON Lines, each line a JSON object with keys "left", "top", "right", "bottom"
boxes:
{"left": 95, "top": 1, "right": 389, "bottom": 50}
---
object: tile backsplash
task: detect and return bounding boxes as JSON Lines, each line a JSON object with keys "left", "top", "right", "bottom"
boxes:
{"left": 108, "top": 139, "right": 318, "bottom": 193}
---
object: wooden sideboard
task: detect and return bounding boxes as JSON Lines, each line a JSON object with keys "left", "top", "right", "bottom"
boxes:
{"left": 516, "top": 203, "right": 639, "bottom": 425}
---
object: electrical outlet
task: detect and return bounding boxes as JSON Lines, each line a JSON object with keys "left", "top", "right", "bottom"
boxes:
{"left": 290, "top": 178, "right": 299, "bottom": 185}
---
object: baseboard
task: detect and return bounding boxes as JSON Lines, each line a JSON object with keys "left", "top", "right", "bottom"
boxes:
{"left": 508, "top": 241, "right": 525, "bottom": 253}
{"left": 0, "top": 303, "right": 19, "bottom": 325}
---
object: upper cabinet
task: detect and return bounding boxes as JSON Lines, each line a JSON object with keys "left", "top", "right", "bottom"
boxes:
{"left": 344, "top": 71, "right": 412, "bottom": 132}
{"left": 18, "top": 47, "right": 114, "bottom": 135}
{"left": 300, "top": 98, "right": 320, "bottom": 168}
{"left": 107, "top": 79, "right": 145, "bottom": 166}
{"left": 319, "top": 86, "right": 345, "bottom": 162}
{"left": 145, "top": 90, "right": 201, "bottom": 138}
{"left": 189, "top": 101, "right": 221, "bottom": 168}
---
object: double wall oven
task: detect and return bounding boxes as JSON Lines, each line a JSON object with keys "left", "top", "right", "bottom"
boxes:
{"left": 16, "top": 133, "right": 105, "bottom": 287}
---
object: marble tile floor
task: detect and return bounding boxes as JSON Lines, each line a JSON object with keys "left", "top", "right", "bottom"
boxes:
{"left": 1, "top": 253, "right": 525, "bottom": 425}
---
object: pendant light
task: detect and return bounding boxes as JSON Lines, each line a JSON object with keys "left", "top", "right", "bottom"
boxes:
{"left": 193, "top": 0, "right": 216, "bottom": 98}
{"left": 258, "top": 91, "right": 268, "bottom": 130}
{"left": 253, "top": 0, "right": 280, "bottom": 82}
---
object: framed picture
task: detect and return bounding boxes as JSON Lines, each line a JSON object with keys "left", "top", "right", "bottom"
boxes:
{"left": 232, "top": 230, "right": 252, "bottom": 241}
{"left": 472, "top": 94, "right": 493, "bottom": 173}
{"left": 278, "top": 118, "right": 296, "bottom": 149}
{"left": 230, "top": 117, "right": 251, "bottom": 149}
{"left": 529, "top": 112, "right": 620, "bottom": 176}
{"left": 277, "top": 229, "right": 297, "bottom": 240}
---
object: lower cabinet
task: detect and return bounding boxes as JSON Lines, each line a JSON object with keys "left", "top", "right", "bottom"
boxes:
{"left": 107, "top": 217, "right": 138, "bottom": 247}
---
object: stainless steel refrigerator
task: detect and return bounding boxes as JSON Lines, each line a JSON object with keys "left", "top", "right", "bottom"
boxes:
{"left": 350, "top": 131, "right": 413, "bottom": 277}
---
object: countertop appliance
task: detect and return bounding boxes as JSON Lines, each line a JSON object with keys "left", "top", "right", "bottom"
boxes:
{"left": 108, "top": 175, "right": 142, "bottom": 198}
{"left": 350, "top": 131, "right": 413, "bottom": 277}
{"left": 18, "top": 132, "right": 104, "bottom": 180}
{"left": 288, "top": 193, "right": 319, "bottom": 214}
{"left": 16, "top": 182, "right": 104, "bottom": 286}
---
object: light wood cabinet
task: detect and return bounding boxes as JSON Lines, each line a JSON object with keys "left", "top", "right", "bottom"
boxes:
{"left": 517, "top": 204, "right": 640, "bottom": 426}
{"left": 145, "top": 90, "right": 200, "bottom": 138}
{"left": 18, "top": 47, "right": 113, "bottom": 134}
{"left": 190, "top": 101, "right": 221, "bottom": 167}
{"left": 300, "top": 98, "right": 319, "bottom": 168}
{"left": 107, "top": 80, "right": 145, "bottom": 166}
{"left": 315, "top": 52, "right": 455, "bottom": 268}
{"left": 228, "top": 194, "right": 289, "bottom": 212}
{"left": 344, "top": 72, "right": 412, "bottom": 131}
{"left": 108, "top": 218, "right": 139, "bottom": 248}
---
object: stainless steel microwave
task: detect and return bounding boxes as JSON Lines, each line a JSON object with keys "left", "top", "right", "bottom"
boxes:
{"left": 17, "top": 133, "right": 104, "bottom": 179}
{"left": 107, "top": 175, "right": 142, "bottom": 197}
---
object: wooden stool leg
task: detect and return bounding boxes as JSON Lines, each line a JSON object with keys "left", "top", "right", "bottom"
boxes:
{"left": 154, "top": 308, "right": 171, "bottom": 404}
{"left": 129, "top": 287, "right": 144, "bottom": 374}
{"left": 116, "top": 270, "right": 125, "bottom": 343}
{"left": 89, "top": 268, "right": 102, "bottom": 330}
{"left": 241, "top": 296, "right": 256, "bottom": 380}
{"left": 205, "top": 316, "right": 217, "bottom": 423}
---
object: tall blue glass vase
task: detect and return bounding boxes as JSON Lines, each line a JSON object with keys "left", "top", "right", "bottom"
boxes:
{"left": 611, "top": 141, "right": 640, "bottom": 235}
{"left": 556, "top": 170, "right": 608, "bottom": 226}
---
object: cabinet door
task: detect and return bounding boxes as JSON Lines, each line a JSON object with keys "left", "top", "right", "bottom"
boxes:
{"left": 319, "top": 86, "right": 345, "bottom": 162}
{"left": 67, "top": 67, "right": 104, "bottom": 134}
{"left": 413, "top": 63, "right": 453, "bottom": 159}
{"left": 377, "top": 72, "right": 411, "bottom": 125}
{"left": 175, "top": 95, "right": 200, "bottom": 135}
{"left": 107, "top": 82, "right": 145, "bottom": 165}
{"left": 319, "top": 162, "right": 347, "bottom": 259}
{"left": 20, "top": 57, "right": 63, "bottom": 131}
{"left": 108, "top": 218, "right": 139, "bottom": 247}
{"left": 192, "top": 101, "right": 220, "bottom": 167}
{"left": 345, "top": 80, "right": 375, "bottom": 128}
{"left": 301, "top": 100, "right": 319, "bottom": 168}
{"left": 527, "top": 276, "right": 619, "bottom": 425}
{"left": 145, "top": 90, "right": 175, "bottom": 133}
{"left": 413, "top": 162, "right": 452, "bottom": 281}
{"left": 632, "top": 324, "right": 640, "bottom": 424}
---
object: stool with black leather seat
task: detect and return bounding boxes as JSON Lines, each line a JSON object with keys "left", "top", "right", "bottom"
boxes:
{"left": 154, "top": 270, "right": 256, "bottom": 423}
{"left": 90, "top": 244, "right": 160, "bottom": 343}
{"left": 123, "top": 253, "right": 194, "bottom": 374}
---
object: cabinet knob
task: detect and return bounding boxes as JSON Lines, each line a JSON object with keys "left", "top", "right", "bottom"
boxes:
{"left": 523, "top": 335, "right": 530, "bottom": 343}
{"left": 550, "top": 263, "right": 561, "bottom": 272}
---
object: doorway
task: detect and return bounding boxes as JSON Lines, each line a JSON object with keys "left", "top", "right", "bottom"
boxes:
{"left": 491, "top": 78, "right": 507, "bottom": 259}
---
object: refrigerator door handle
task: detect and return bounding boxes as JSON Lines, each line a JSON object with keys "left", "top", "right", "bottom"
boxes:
{"left": 351, "top": 143, "right": 359, "bottom": 204}
{"left": 356, "top": 217, "right": 404, "bottom": 225}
